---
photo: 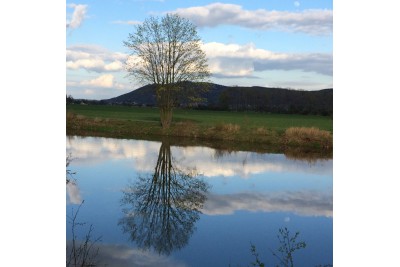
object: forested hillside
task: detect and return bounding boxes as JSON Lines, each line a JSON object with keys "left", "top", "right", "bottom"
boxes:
{"left": 103, "top": 82, "right": 332, "bottom": 115}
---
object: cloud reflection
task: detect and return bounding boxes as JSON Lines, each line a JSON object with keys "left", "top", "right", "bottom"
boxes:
{"left": 66, "top": 136, "right": 332, "bottom": 178}
{"left": 66, "top": 182, "right": 82, "bottom": 204}
{"left": 202, "top": 191, "right": 332, "bottom": 217}
{"left": 66, "top": 241, "right": 187, "bottom": 267}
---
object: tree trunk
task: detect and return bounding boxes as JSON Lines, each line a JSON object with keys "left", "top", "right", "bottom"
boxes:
{"left": 157, "top": 85, "right": 175, "bottom": 129}
{"left": 160, "top": 106, "right": 173, "bottom": 129}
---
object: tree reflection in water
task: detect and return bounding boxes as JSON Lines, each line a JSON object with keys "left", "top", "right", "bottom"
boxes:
{"left": 119, "top": 138, "right": 210, "bottom": 255}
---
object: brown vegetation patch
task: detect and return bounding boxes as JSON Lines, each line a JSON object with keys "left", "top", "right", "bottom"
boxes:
{"left": 172, "top": 121, "right": 200, "bottom": 138}
{"left": 93, "top": 117, "right": 103, "bottom": 122}
{"left": 214, "top": 123, "right": 241, "bottom": 133}
{"left": 66, "top": 111, "right": 77, "bottom": 120}
{"left": 76, "top": 114, "right": 86, "bottom": 120}
{"left": 203, "top": 123, "right": 241, "bottom": 141}
{"left": 255, "top": 127, "right": 269, "bottom": 136}
{"left": 284, "top": 127, "right": 332, "bottom": 149}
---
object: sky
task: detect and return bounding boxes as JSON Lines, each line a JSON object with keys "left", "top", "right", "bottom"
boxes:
{"left": 66, "top": 0, "right": 333, "bottom": 100}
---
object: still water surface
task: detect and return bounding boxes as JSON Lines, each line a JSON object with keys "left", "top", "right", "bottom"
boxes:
{"left": 66, "top": 136, "right": 332, "bottom": 267}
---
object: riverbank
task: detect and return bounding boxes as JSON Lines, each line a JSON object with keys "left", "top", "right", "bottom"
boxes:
{"left": 66, "top": 105, "right": 332, "bottom": 155}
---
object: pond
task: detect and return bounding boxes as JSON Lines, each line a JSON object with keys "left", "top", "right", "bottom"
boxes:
{"left": 66, "top": 135, "right": 332, "bottom": 267}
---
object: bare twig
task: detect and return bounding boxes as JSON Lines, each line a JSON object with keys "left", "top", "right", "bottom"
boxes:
{"left": 66, "top": 200, "right": 103, "bottom": 267}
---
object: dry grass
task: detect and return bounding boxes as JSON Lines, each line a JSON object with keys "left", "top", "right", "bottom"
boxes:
{"left": 66, "top": 111, "right": 77, "bottom": 120}
{"left": 172, "top": 121, "right": 199, "bottom": 137}
{"left": 76, "top": 114, "right": 86, "bottom": 120}
{"left": 206, "top": 123, "right": 241, "bottom": 140}
{"left": 214, "top": 123, "right": 241, "bottom": 133}
{"left": 285, "top": 127, "right": 332, "bottom": 149}
{"left": 255, "top": 127, "right": 269, "bottom": 136}
{"left": 93, "top": 117, "right": 103, "bottom": 122}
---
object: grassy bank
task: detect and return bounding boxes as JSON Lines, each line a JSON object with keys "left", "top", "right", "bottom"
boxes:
{"left": 66, "top": 104, "right": 333, "bottom": 153}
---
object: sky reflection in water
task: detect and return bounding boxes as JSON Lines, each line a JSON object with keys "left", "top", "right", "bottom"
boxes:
{"left": 66, "top": 136, "right": 332, "bottom": 267}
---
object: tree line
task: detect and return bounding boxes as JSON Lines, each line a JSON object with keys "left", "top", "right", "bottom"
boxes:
{"left": 208, "top": 86, "right": 333, "bottom": 116}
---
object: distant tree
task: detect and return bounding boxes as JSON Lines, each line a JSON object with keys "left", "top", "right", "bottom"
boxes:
{"left": 218, "top": 90, "right": 230, "bottom": 110}
{"left": 124, "top": 14, "right": 210, "bottom": 128}
{"left": 66, "top": 94, "right": 74, "bottom": 105}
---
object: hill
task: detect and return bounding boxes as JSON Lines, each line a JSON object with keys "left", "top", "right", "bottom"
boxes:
{"left": 102, "top": 82, "right": 332, "bottom": 115}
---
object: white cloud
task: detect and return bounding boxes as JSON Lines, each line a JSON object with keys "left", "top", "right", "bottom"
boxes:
{"left": 172, "top": 3, "right": 332, "bottom": 35}
{"left": 67, "top": 44, "right": 127, "bottom": 61}
{"left": 202, "top": 42, "right": 332, "bottom": 77}
{"left": 66, "top": 58, "right": 105, "bottom": 71}
{"left": 66, "top": 4, "right": 88, "bottom": 29}
{"left": 104, "top": 61, "right": 124, "bottom": 71}
{"left": 68, "top": 42, "right": 331, "bottom": 83}
{"left": 81, "top": 74, "right": 115, "bottom": 88}
{"left": 294, "top": 1, "right": 301, "bottom": 7}
{"left": 203, "top": 42, "right": 286, "bottom": 60}
{"left": 67, "top": 74, "right": 129, "bottom": 94}
{"left": 253, "top": 52, "right": 333, "bottom": 76}
{"left": 66, "top": 44, "right": 127, "bottom": 72}
{"left": 78, "top": 74, "right": 128, "bottom": 90}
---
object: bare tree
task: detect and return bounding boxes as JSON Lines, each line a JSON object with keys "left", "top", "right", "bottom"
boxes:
{"left": 124, "top": 13, "right": 210, "bottom": 128}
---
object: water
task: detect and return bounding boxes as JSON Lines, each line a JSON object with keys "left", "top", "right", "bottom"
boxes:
{"left": 66, "top": 136, "right": 332, "bottom": 267}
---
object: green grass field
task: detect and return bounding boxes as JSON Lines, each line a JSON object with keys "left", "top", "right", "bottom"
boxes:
{"left": 66, "top": 104, "right": 333, "bottom": 133}
{"left": 67, "top": 104, "right": 332, "bottom": 154}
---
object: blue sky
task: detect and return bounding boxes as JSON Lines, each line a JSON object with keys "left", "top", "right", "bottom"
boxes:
{"left": 66, "top": 0, "right": 333, "bottom": 99}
